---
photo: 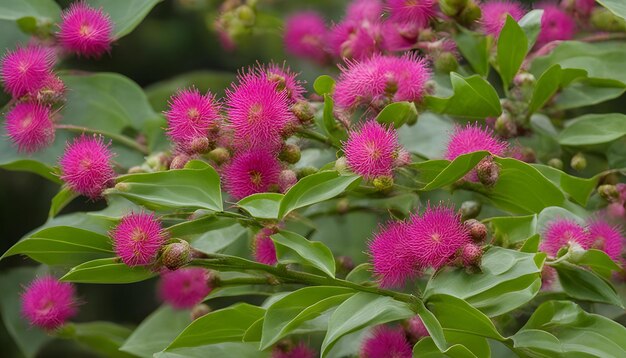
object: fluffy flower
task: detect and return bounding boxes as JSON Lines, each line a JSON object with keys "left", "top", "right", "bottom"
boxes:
{"left": 226, "top": 72, "right": 293, "bottom": 151}
{"left": 536, "top": 5, "right": 576, "bottom": 46}
{"left": 57, "top": 1, "right": 113, "bottom": 57}
{"left": 480, "top": 0, "right": 525, "bottom": 37}
{"left": 253, "top": 227, "right": 278, "bottom": 265}
{"left": 444, "top": 123, "right": 508, "bottom": 160}
{"left": 159, "top": 268, "right": 211, "bottom": 309}
{"left": 111, "top": 212, "right": 165, "bottom": 266}
{"left": 224, "top": 149, "right": 282, "bottom": 200}
{"left": 165, "top": 88, "right": 220, "bottom": 152}
{"left": 330, "top": 20, "right": 385, "bottom": 60}
{"left": 272, "top": 342, "right": 316, "bottom": 358}
{"left": 541, "top": 265, "right": 557, "bottom": 290}
{"left": 540, "top": 219, "right": 592, "bottom": 257}
{"left": 1, "top": 45, "right": 55, "bottom": 98}
{"left": 369, "top": 221, "right": 419, "bottom": 288}
{"left": 407, "top": 204, "right": 472, "bottom": 270}
{"left": 383, "top": 20, "right": 420, "bottom": 51}
{"left": 21, "top": 276, "right": 77, "bottom": 330}
{"left": 5, "top": 102, "right": 55, "bottom": 153}
{"left": 406, "top": 315, "right": 430, "bottom": 341}
{"left": 284, "top": 12, "right": 328, "bottom": 63}
{"left": 346, "top": 0, "right": 384, "bottom": 22}
{"left": 387, "top": 0, "right": 435, "bottom": 26}
{"left": 334, "top": 53, "right": 430, "bottom": 110}
{"left": 259, "top": 63, "right": 305, "bottom": 103}
{"left": 575, "top": 0, "right": 596, "bottom": 16}
{"left": 587, "top": 219, "right": 624, "bottom": 261}
{"left": 361, "top": 326, "right": 412, "bottom": 358}
{"left": 59, "top": 135, "right": 115, "bottom": 199}
{"left": 344, "top": 120, "right": 400, "bottom": 179}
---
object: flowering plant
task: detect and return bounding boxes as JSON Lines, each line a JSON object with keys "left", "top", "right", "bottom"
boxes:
{"left": 1, "top": 0, "right": 626, "bottom": 357}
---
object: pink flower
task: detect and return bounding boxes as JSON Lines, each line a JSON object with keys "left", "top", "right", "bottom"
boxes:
{"left": 159, "top": 268, "right": 211, "bottom": 309}
{"left": 284, "top": 12, "right": 329, "bottom": 64}
{"left": 344, "top": 120, "right": 400, "bottom": 180}
{"left": 224, "top": 149, "right": 281, "bottom": 200}
{"left": 406, "top": 315, "right": 430, "bottom": 341}
{"left": 444, "top": 123, "right": 508, "bottom": 160}
{"left": 165, "top": 88, "right": 220, "bottom": 153}
{"left": 111, "top": 212, "right": 165, "bottom": 266}
{"left": 279, "top": 169, "right": 298, "bottom": 193}
{"left": 5, "top": 102, "right": 55, "bottom": 153}
{"left": 59, "top": 135, "right": 115, "bottom": 199}
{"left": 361, "top": 326, "right": 412, "bottom": 358}
{"left": 369, "top": 221, "right": 419, "bottom": 288}
{"left": 541, "top": 265, "right": 557, "bottom": 290}
{"left": 406, "top": 204, "right": 471, "bottom": 270}
{"left": 480, "top": 1, "right": 525, "bottom": 37}
{"left": 346, "top": 0, "right": 384, "bottom": 22}
{"left": 272, "top": 342, "right": 316, "bottom": 358}
{"left": 334, "top": 53, "right": 430, "bottom": 110}
{"left": 574, "top": 0, "right": 595, "bottom": 16}
{"left": 21, "top": 276, "right": 77, "bottom": 330}
{"left": 387, "top": 0, "right": 436, "bottom": 27}
{"left": 536, "top": 5, "right": 576, "bottom": 46}
{"left": 226, "top": 72, "right": 293, "bottom": 151}
{"left": 253, "top": 227, "right": 278, "bottom": 265}
{"left": 1, "top": 45, "right": 55, "bottom": 98}
{"left": 57, "top": 1, "right": 113, "bottom": 58}
{"left": 587, "top": 219, "right": 624, "bottom": 261}
{"left": 330, "top": 20, "right": 385, "bottom": 60}
{"left": 382, "top": 20, "right": 420, "bottom": 51}
{"left": 258, "top": 63, "right": 305, "bottom": 103}
{"left": 540, "top": 219, "right": 592, "bottom": 257}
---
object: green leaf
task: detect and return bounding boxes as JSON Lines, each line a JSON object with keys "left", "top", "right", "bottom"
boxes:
{"left": 425, "top": 73, "right": 502, "bottom": 119}
{"left": 486, "top": 214, "right": 537, "bottom": 245}
{"left": 532, "top": 164, "right": 599, "bottom": 206}
{"left": 321, "top": 292, "right": 414, "bottom": 357}
{"left": 120, "top": 306, "right": 192, "bottom": 358}
{"left": 62, "top": 321, "right": 134, "bottom": 358}
{"left": 376, "top": 101, "right": 418, "bottom": 129}
{"left": 496, "top": 16, "right": 528, "bottom": 87}
{"left": 278, "top": 171, "right": 361, "bottom": 219}
{"left": 398, "top": 113, "right": 453, "bottom": 159}
{"left": 518, "top": 9, "right": 543, "bottom": 48}
{"left": 577, "top": 249, "right": 621, "bottom": 278}
{"left": 0, "top": 0, "right": 60, "bottom": 22}
{"left": 167, "top": 217, "right": 247, "bottom": 254}
{"left": 520, "top": 234, "right": 541, "bottom": 253}
{"left": 1, "top": 226, "right": 113, "bottom": 265}
{"left": 49, "top": 187, "right": 78, "bottom": 218}
{"left": 61, "top": 258, "right": 156, "bottom": 284}
{"left": 260, "top": 286, "right": 354, "bottom": 349}
{"left": 271, "top": 231, "right": 336, "bottom": 277}
{"left": 455, "top": 28, "right": 490, "bottom": 76}
{"left": 88, "top": 0, "right": 162, "bottom": 38}
{"left": 320, "top": 94, "right": 347, "bottom": 145}
{"left": 156, "top": 343, "right": 266, "bottom": 358}
{"left": 425, "top": 247, "right": 543, "bottom": 316}
{"left": 413, "top": 337, "right": 478, "bottom": 358}
{"left": 558, "top": 113, "right": 626, "bottom": 146}
{"left": 345, "top": 263, "right": 374, "bottom": 284}
{"left": 237, "top": 193, "right": 283, "bottom": 220}
{"left": 165, "top": 303, "right": 264, "bottom": 350}
{"left": 555, "top": 81, "right": 626, "bottom": 110}
{"left": 314, "top": 75, "right": 335, "bottom": 95}
{"left": 596, "top": 0, "right": 626, "bottom": 21}
{"left": 242, "top": 318, "right": 264, "bottom": 343}
{"left": 412, "top": 151, "right": 489, "bottom": 191}
{"left": 112, "top": 160, "right": 223, "bottom": 212}
{"left": 415, "top": 300, "right": 447, "bottom": 352}
{"left": 554, "top": 263, "right": 623, "bottom": 307}
{"left": 16, "top": 16, "right": 38, "bottom": 34}
{"left": 528, "top": 65, "right": 562, "bottom": 114}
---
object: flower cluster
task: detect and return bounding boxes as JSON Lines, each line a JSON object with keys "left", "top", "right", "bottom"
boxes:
{"left": 110, "top": 212, "right": 166, "bottom": 266}
{"left": 57, "top": 1, "right": 113, "bottom": 58}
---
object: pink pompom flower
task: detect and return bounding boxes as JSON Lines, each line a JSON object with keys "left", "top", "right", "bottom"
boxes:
{"left": 540, "top": 218, "right": 592, "bottom": 257}
{"left": 21, "top": 276, "right": 77, "bottom": 330}
{"left": 361, "top": 325, "right": 412, "bottom": 358}
{"left": 369, "top": 221, "right": 419, "bottom": 288}
{"left": 284, "top": 12, "right": 329, "bottom": 64}
{"left": 272, "top": 342, "right": 317, "bottom": 358}
{"left": 330, "top": 20, "right": 385, "bottom": 60}
{"left": 406, "top": 315, "right": 430, "bottom": 341}
{"left": 387, "top": 0, "right": 436, "bottom": 27}
{"left": 59, "top": 135, "right": 115, "bottom": 199}
{"left": 223, "top": 149, "right": 282, "bottom": 200}
{"left": 344, "top": 120, "right": 400, "bottom": 180}
{"left": 587, "top": 219, "right": 624, "bottom": 261}
{"left": 480, "top": 0, "right": 525, "bottom": 37}
{"left": 5, "top": 102, "right": 55, "bottom": 153}
{"left": 346, "top": 0, "right": 384, "bottom": 22}
{"left": 253, "top": 227, "right": 278, "bottom": 265}
{"left": 226, "top": 71, "right": 293, "bottom": 151}
{"left": 536, "top": 5, "right": 576, "bottom": 46}
{"left": 258, "top": 63, "right": 305, "bottom": 103}
{"left": 382, "top": 20, "right": 420, "bottom": 51}
{"left": 165, "top": 88, "right": 220, "bottom": 153}
{"left": 445, "top": 123, "right": 508, "bottom": 160}
{"left": 1, "top": 45, "right": 55, "bottom": 98}
{"left": 159, "top": 268, "right": 212, "bottom": 309}
{"left": 407, "top": 204, "right": 472, "bottom": 270}
{"left": 111, "top": 212, "right": 166, "bottom": 266}
{"left": 57, "top": 1, "right": 113, "bottom": 58}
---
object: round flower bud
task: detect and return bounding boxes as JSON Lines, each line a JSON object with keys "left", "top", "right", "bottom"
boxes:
{"left": 296, "top": 166, "right": 317, "bottom": 179}
{"left": 279, "top": 169, "right": 298, "bottom": 193}
{"left": 190, "top": 303, "right": 212, "bottom": 320}
{"left": 460, "top": 243, "right": 482, "bottom": 266}
{"left": 434, "top": 52, "right": 459, "bottom": 73}
{"left": 598, "top": 184, "right": 619, "bottom": 202}
{"left": 208, "top": 147, "right": 230, "bottom": 165}
{"left": 189, "top": 137, "right": 210, "bottom": 154}
{"left": 476, "top": 157, "right": 500, "bottom": 187}
{"left": 494, "top": 113, "right": 517, "bottom": 139}
{"left": 459, "top": 200, "right": 481, "bottom": 220}
{"left": 547, "top": 158, "right": 563, "bottom": 170}
{"left": 291, "top": 100, "right": 315, "bottom": 124}
{"left": 279, "top": 143, "right": 301, "bottom": 164}
{"left": 161, "top": 239, "right": 192, "bottom": 270}
{"left": 570, "top": 152, "right": 587, "bottom": 171}
{"left": 439, "top": 0, "right": 469, "bottom": 16}
{"left": 170, "top": 154, "right": 190, "bottom": 170}
{"left": 236, "top": 5, "right": 255, "bottom": 27}
{"left": 335, "top": 156, "right": 348, "bottom": 174}
{"left": 591, "top": 8, "right": 626, "bottom": 32}
{"left": 373, "top": 175, "right": 394, "bottom": 192}
{"left": 458, "top": 1, "right": 481, "bottom": 26}
{"left": 464, "top": 219, "right": 487, "bottom": 243}
{"left": 336, "top": 255, "right": 355, "bottom": 276}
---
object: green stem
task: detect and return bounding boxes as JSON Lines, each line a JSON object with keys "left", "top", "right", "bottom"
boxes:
{"left": 296, "top": 128, "right": 340, "bottom": 149}
{"left": 218, "top": 277, "right": 276, "bottom": 286}
{"left": 56, "top": 124, "right": 150, "bottom": 155}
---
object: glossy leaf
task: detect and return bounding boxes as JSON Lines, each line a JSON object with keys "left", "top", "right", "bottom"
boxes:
{"left": 167, "top": 217, "right": 247, "bottom": 254}
{"left": 532, "top": 164, "right": 599, "bottom": 206}
{"left": 271, "top": 231, "right": 336, "bottom": 277}
{"left": 49, "top": 187, "right": 78, "bottom": 218}
{"left": 455, "top": 28, "right": 489, "bottom": 76}
{"left": 554, "top": 263, "right": 623, "bottom": 307}
{"left": 412, "top": 151, "right": 489, "bottom": 190}
{"left": 237, "top": 193, "right": 283, "bottom": 220}
{"left": 558, "top": 113, "right": 626, "bottom": 146}
{"left": 496, "top": 16, "right": 528, "bottom": 87}
{"left": 376, "top": 101, "right": 418, "bottom": 129}
{"left": 88, "top": 0, "right": 162, "bottom": 38}
{"left": 60, "top": 257, "right": 156, "bottom": 284}
{"left": 528, "top": 64, "right": 562, "bottom": 114}
{"left": 425, "top": 73, "right": 502, "bottom": 119}
{"left": 0, "top": 0, "right": 60, "bottom": 21}
{"left": 415, "top": 299, "right": 447, "bottom": 352}
{"left": 596, "top": 0, "right": 626, "bottom": 21}
{"left": 577, "top": 249, "right": 622, "bottom": 278}
{"left": 487, "top": 214, "right": 537, "bottom": 245}
{"left": 62, "top": 321, "right": 134, "bottom": 358}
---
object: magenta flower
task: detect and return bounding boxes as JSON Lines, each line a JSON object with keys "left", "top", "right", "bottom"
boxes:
{"left": 344, "top": 120, "right": 400, "bottom": 180}
{"left": 444, "top": 123, "right": 508, "bottom": 160}
{"left": 541, "top": 265, "right": 557, "bottom": 290}
{"left": 1, "top": 45, "right": 55, "bottom": 98}
{"left": 159, "top": 268, "right": 211, "bottom": 309}
{"left": 407, "top": 204, "right": 471, "bottom": 270}
{"left": 253, "top": 227, "right": 278, "bottom": 265}
{"left": 369, "top": 221, "right": 419, "bottom": 288}
{"left": 259, "top": 63, "right": 305, "bottom": 103}
{"left": 346, "top": 0, "right": 384, "bottom": 22}
{"left": 406, "top": 315, "right": 430, "bottom": 341}
{"left": 165, "top": 88, "right": 220, "bottom": 153}
{"left": 480, "top": 0, "right": 525, "bottom": 37}
{"left": 223, "top": 149, "right": 281, "bottom": 200}
{"left": 575, "top": 0, "right": 596, "bottom": 16}
{"left": 382, "top": 20, "right": 420, "bottom": 51}
{"left": 588, "top": 219, "right": 624, "bottom": 261}
{"left": 330, "top": 20, "right": 385, "bottom": 60}
{"left": 361, "top": 325, "right": 412, "bottom": 358}
{"left": 5, "top": 102, "right": 55, "bottom": 153}
{"left": 540, "top": 219, "right": 592, "bottom": 257}
{"left": 226, "top": 72, "right": 293, "bottom": 151}
{"left": 111, "top": 212, "right": 165, "bottom": 266}
{"left": 57, "top": 1, "right": 113, "bottom": 58}
{"left": 284, "top": 12, "right": 329, "bottom": 64}
{"left": 59, "top": 135, "right": 115, "bottom": 199}
{"left": 279, "top": 169, "right": 298, "bottom": 193}
{"left": 21, "top": 276, "right": 77, "bottom": 330}
{"left": 536, "top": 5, "right": 576, "bottom": 46}
{"left": 272, "top": 342, "right": 317, "bottom": 358}
{"left": 387, "top": 0, "right": 435, "bottom": 27}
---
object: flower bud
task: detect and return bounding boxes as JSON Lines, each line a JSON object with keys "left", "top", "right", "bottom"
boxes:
{"left": 190, "top": 303, "right": 211, "bottom": 320}
{"left": 279, "top": 143, "right": 301, "bottom": 164}
{"left": 434, "top": 52, "right": 459, "bottom": 73}
{"left": 570, "top": 152, "right": 587, "bottom": 171}
{"left": 297, "top": 166, "right": 318, "bottom": 179}
{"left": 336, "top": 198, "right": 350, "bottom": 214}
{"left": 464, "top": 219, "right": 487, "bottom": 243}
{"left": 279, "top": 169, "right": 298, "bottom": 192}
{"left": 33, "top": 75, "right": 66, "bottom": 104}
{"left": 591, "top": 8, "right": 626, "bottom": 32}
{"left": 476, "top": 157, "right": 500, "bottom": 187}
{"left": 115, "top": 182, "right": 130, "bottom": 192}
{"left": 460, "top": 243, "right": 482, "bottom": 266}
{"left": 460, "top": 200, "right": 481, "bottom": 220}
{"left": 395, "top": 149, "right": 412, "bottom": 167}
{"left": 494, "top": 113, "right": 517, "bottom": 139}
{"left": 146, "top": 152, "right": 170, "bottom": 171}
{"left": 373, "top": 175, "right": 394, "bottom": 192}
{"left": 547, "top": 158, "right": 563, "bottom": 170}
{"left": 235, "top": 5, "right": 255, "bottom": 27}
{"left": 208, "top": 147, "right": 230, "bottom": 165}
{"left": 189, "top": 137, "right": 210, "bottom": 154}
{"left": 292, "top": 100, "right": 315, "bottom": 124}
{"left": 513, "top": 72, "right": 536, "bottom": 87}
{"left": 598, "top": 184, "right": 620, "bottom": 202}
{"left": 439, "top": 0, "right": 468, "bottom": 16}
{"left": 335, "top": 156, "right": 348, "bottom": 174}
{"left": 336, "top": 255, "right": 355, "bottom": 276}
{"left": 128, "top": 166, "right": 146, "bottom": 174}
{"left": 161, "top": 239, "right": 192, "bottom": 270}
{"left": 170, "top": 154, "right": 190, "bottom": 169}
{"left": 457, "top": 0, "right": 482, "bottom": 26}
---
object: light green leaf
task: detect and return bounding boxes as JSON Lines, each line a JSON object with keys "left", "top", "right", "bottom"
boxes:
{"left": 167, "top": 217, "right": 247, "bottom": 254}
{"left": 49, "top": 186, "right": 78, "bottom": 218}
{"left": 314, "top": 75, "right": 335, "bottom": 95}
{"left": 455, "top": 28, "right": 490, "bottom": 76}
{"left": 156, "top": 343, "right": 266, "bottom": 358}
{"left": 271, "top": 231, "right": 336, "bottom": 277}
{"left": 413, "top": 337, "right": 478, "bottom": 358}
{"left": 486, "top": 214, "right": 537, "bottom": 245}
{"left": 532, "top": 164, "right": 599, "bottom": 206}
{"left": 555, "top": 81, "right": 626, "bottom": 110}
{"left": 577, "top": 249, "right": 621, "bottom": 278}
{"left": 237, "top": 193, "right": 283, "bottom": 220}
{"left": 496, "top": 16, "right": 528, "bottom": 87}
{"left": 88, "top": 0, "right": 162, "bottom": 38}
{"left": 412, "top": 151, "right": 489, "bottom": 191}
{"left": 528, "top": 64, "right": 562, "bottom": 114}
{"left": 61, "top": 258, "right": 156, "bottom": 284}
{"left": 597, "top": 0, "right": 626, "bottom": 21}
{"left": 0, "top": 0, "right": 60, "bottom": 22}
{"left": 558, "top": 113, "right": 626, "bottom": 146}
{"left": 554, "top": 263, "right": 623, "bottom": 307}
{"left": 61, "top": 321, "right": 134, "bottom": 358}
{"left": 376, "top": 101, "right": 418, "bottom": 129}
{"left": 425, "top": 73, "right": 502, "bottom": 119}
{"left": 518, "top": 9, "right": 543, "bottom": 48}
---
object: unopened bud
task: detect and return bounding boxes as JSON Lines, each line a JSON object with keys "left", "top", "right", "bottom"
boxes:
{"left": 235, "top": 5, "right": 255, "bottom": 27}
{"left": 279, "top": 143, "right": 301, "bottom": 164}
{"left": 434, "top": 52, "right": 459, "bottom": 73}
{"left": 190, "top": 303, "right": 211, "bottom": 320}
{"left": 170, "top": 154, "right": 190, "bottom": 169}
{"left": 464, "top": 219, "right": 487, "bottom": 242}
{"left": 520, "top": 147, "right": 536, "bottom": 163}
{"left": 373, "top": 175, "right": 394, "bottom": 192}
{"left": 598, "top": 184, "right": 619, "bottom": 202}
{"left": 567, "top": 241, "right": 587, "bottom": 263}
{"left": 460, "top": 201, "right": 481, "bottom": 220}
{"left": 115, "top": 182, "right": 130, "bottom": 192}
{"left": 335, "top": 156, "right": 348, "bottom": 174}
{"left": 146, "top": 152, "right": 170, "bottom": 171}
{"left": 189, "top": 137, "right": 210, "bottom": 154}
{"left": 395, "top": 149, "right": 412, "bottom": 167}
{"left": 439, "top": 0, "right": 468, "bottom": 16}
{"left": 297, "top": 166, "right": 318, "bottom": 179}
{"left": 336, "top": 198, "right": 349, "bottom": 214}
{"left": 460, "top": 243, "right": 482, "bottom": 266}
{"left": 292, "top": 101, "right": 315, "bottom": 124}
{"left": 128, "top": 166, "right": 145, "bottom": 174}
{"left": 279, "top": 169, "right": 298, "bottom": 193}
{"left": 494, "top": 113, "right": 517, "bottom": 138}
{"left": 336, "top": 255, "right": 355, "bottom": 275}
{"left": 514, "top": 72, "right": 536, "bottom": 87}
{"left": 570, "top": 152, "right": 587, "bottom": 171}
{"left": 33, "top": 75, "right": 65, "bottom": 104}
{"left": 591, "top": 8, "right": 626, "bottom": 32}
{"left": 457, "top": 1, "right": 482, "bottom": 26}
{"left": 208, "top": 147, "right": 230, "bottom": 165}
{"left": 267, "top": 72, "right": 287, "bottom": 92}
{"left": 161, "top": 239, "right": 192, "bottom": 270}
{"left": 547, "top": 158, "right": 563, "bottom": 170}
{"left": 476, "top": 157, "right": 500, "bottom": 187}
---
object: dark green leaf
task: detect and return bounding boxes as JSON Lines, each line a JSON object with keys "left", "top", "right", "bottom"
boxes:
{"left": 61, "top": 258, "right": 156, "bottom": 284}
{"left": 412, "top": 151, "right": 489, "bottom": 190}
{"left": 520, "top": 234, "right": 541, "bottom": 253}
{"left": 321, "top": 94, "right": 347, "bottom": 145}
{"left": 577, "top": 249, "right": 621, "bottom": 278}
{"left": 237, "top": 193, "right": 283, "bottom": 220}
{"left": 415, "top": 299, "right": 447, "bottom": 352}
{"left": 413, "top": 337, "right": 477, "bottom": 358}
{"left": 49, "top": 187, "right": 78, "bottom": 218}
{"left": 16, "top": 16, "right": 37, "bottom": 34}
{"left": 558, "top": 113, "right": 626, "bottom": 146}
{"left": 455, "top": 28, "right": 490, "bottom": 76}
{"left": 375, "top": 101, "right": 418, "bottom": 129}
{"left": 155, "top": 343, "right": 265, "bottom": 358}
{"left": 486, "top": 214, "right": 537, "bottom": 245}
{"left": 271, "top": 231, "right": 336, "bottom": 277}
{"left": 554, "top": 263, "right": 623, "bottom": 307}
{"left": 88, "top": 0, "right": 162, "bottom": 38}
{"left": 496, "top": 16, "right": 528, "bottom": 87}
{"left": 425, "top": 73, "right": 502, "bottom": 119}
{"left": 528, "top": 64, "right": 561, "bottom": 114}
{"left": 62, "top": 321, "right": 134, "bottom": 358}
{"left": 314, "top": 75, "right": 335, "bottom": 95}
